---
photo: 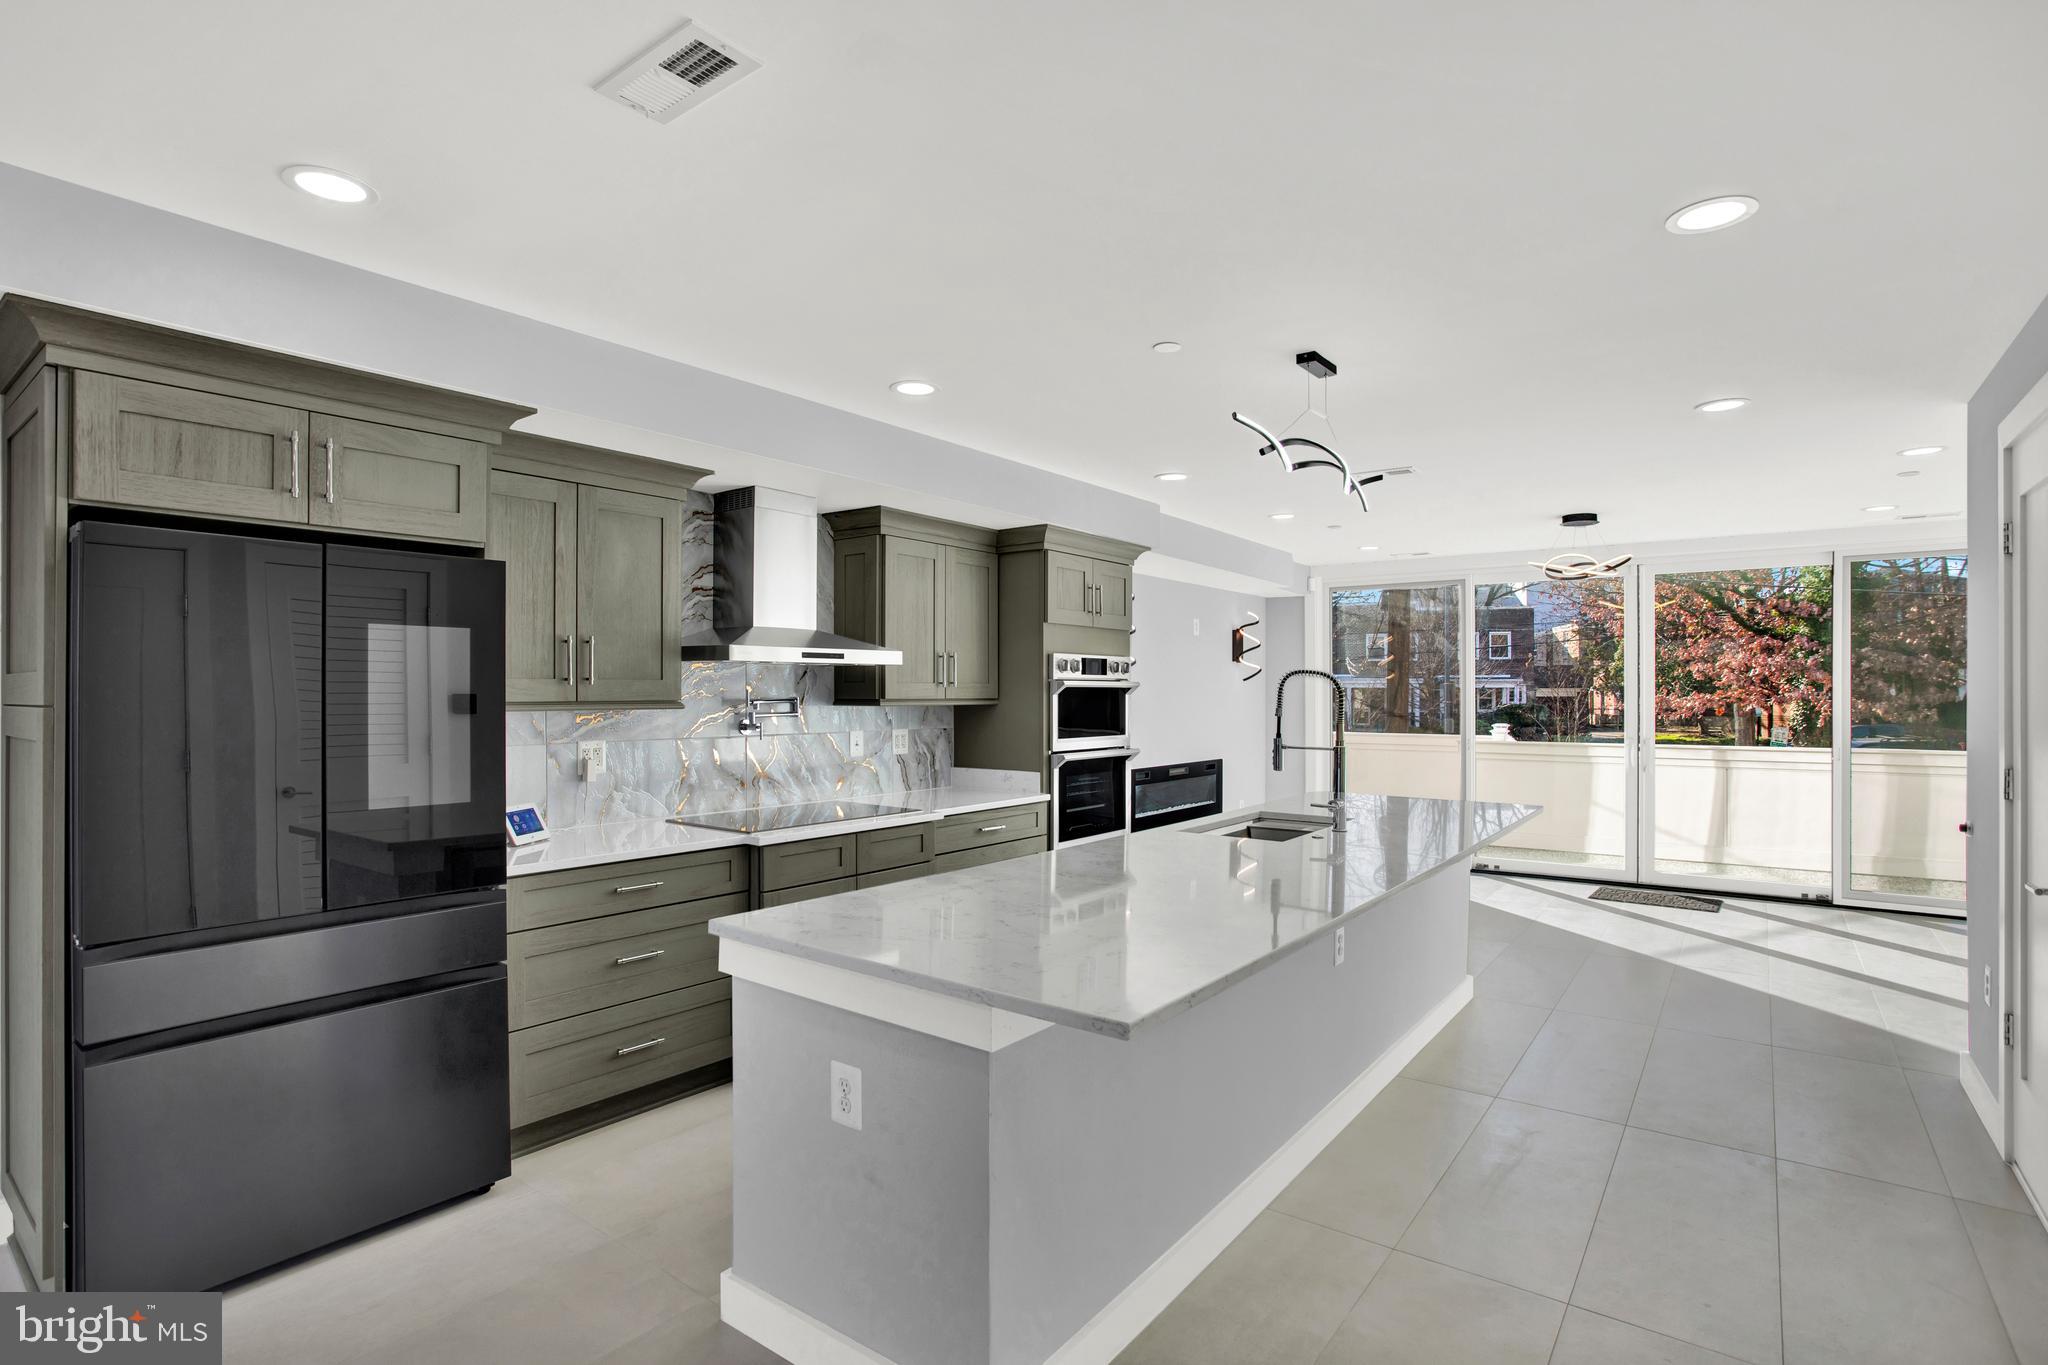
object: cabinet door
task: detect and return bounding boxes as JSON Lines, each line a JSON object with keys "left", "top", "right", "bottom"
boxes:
{"left": 4, "top": 706, "right": 62, "bottom": 1287}
{"left": 576, "top": 486, "right": 683, "bottom": 704}
{"left": 944, "top": 545, "right": 999, "bottom": 701}
{"left": 1045, "top": 550, "right": 1095, "bottom": 628}
{"left": 72, "top": 372, "right": 307, "bottom": 525}
{"left": 883, "top": 537, "right": 948, "bottom": 700}
{"left": 1092, "top": 558, "right": 1134, "bottom": 632}
{"left": 4, "top": 370, "right": 59, "bottom": 705}
{"left": 488, "top": 471, "right": 578, "bottom": 705}
{"left": 309, "top": 414, "right": 488, "bottom": 544}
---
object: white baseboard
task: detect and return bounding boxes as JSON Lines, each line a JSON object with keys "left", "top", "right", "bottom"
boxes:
{"left": 1043, "top": 974, "right": 1475, "bottom": 1365}
{"left": 721, "top": 974, "right": 1475, "bottom": 1365}
{"left": 721, "top": 1270, "right": 904, "bottom": 1365}
{"left": 1961, "top": 1053, "right": 2003, "bottom": 1157}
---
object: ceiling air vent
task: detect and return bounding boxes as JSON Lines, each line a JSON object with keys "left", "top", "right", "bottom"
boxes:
{"left": 595, "top": 20, "right": 760, "bottom": 123}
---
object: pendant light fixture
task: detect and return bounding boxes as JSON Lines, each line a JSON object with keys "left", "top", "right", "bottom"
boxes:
{"left": 1530, "top": 512, "right": 1632, "bottom": 581}
{"left": 1231, "top": 351, "right": 1410, "bottom": 516}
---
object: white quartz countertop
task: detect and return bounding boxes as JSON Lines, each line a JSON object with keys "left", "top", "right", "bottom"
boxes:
{"left": 505, "top": 784, "right": 1050, "bottom": 877}
{"left": 711, "top": 793, "right": 1539, "bottom": 1038}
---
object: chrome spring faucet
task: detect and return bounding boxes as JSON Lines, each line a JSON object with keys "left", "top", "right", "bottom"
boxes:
{"left": 1272, "top": 669, "right": 1348, "bottom": 833}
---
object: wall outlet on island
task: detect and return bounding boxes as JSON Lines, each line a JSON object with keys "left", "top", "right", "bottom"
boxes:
{"left": 892, "top": 728, "right": 910, "bottom": 756}
{"left": 849, "top": 730, "right": 866, "bottom": 758}
{"left": 578, "top": 740, "right": 606, "bottom": 780}
{"left": 831, "top": 1061, "right": 862, "bottom": 1131}
{"left": 1333, "top": 926, "right": 1346, "bottom": 966}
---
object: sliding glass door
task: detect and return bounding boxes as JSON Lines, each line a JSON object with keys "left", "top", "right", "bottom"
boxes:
{"left": 1837, "top": 553, "right": 1968, "bottom": 911}
{"left": 1331, "top": 583, "right": 1463, "bottom": 799}
{"left": 1472, "top": 577, "right": 1629, "bottom": 871}
{"left": 1330, "top": 544, "right": 1965, "bottom": 917}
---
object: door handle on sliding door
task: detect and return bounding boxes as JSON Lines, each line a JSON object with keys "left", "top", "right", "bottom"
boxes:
{"left": 2026, "top": 884, "right": 2048, "bottom": 897}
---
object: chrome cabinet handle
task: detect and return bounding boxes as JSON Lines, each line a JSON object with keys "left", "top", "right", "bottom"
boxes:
{"left": 614, "top": 1037, "right": 665, "bottom": 1057}
{"left": 614, "top": 949, "right": 666, "bottom": 965}
{"left": 288, "top": 430, "right": 302, "bottom": 498}
{"left": 612, "top": 881, "right": 664, "bottom": 894}
{"left": 948, "top": 652, "right": 957, "bottom": 685}
{"left": 558, "top": 636, "right": 571, "bottom": 682}
{"left": 978, "top": 823, "right": 1007, "bottom": 833}
{"left": 585, "top": 637, "right": 596, "bottom": 685}
{"left": 323, "top": 436, "right": 337, "bottom": 504}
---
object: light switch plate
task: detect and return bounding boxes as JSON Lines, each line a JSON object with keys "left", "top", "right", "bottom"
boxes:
{"left": 893, "top": 729, "right": 910, "bottom": 756}
{"left": 849, "top": 730, "right": 866, "bottom": 758}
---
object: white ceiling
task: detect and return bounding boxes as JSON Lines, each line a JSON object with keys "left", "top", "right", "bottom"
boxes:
{"left": 3, "top": 0, "right": 2042, "bottom": 565}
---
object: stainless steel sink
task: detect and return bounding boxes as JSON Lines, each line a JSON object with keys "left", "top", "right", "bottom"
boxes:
{"left": 1190, "top": 811, "right": 1334, "bottom": 843}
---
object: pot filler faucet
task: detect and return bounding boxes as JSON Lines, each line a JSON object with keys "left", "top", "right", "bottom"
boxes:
{"left": 1272, "top": 669, "right": 1349, "bottom": 834}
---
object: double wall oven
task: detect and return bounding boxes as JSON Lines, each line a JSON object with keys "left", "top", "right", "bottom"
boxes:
{"left": 1049, "top": 652, "right": 1137, "bottom": 845}
{"left": 68, "top": 521, "right": 509, "bottom": 1291}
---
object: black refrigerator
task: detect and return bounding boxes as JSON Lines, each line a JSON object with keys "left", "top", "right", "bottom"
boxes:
{"left": 67, "top": 521, "right": 511, "bottom": 1291}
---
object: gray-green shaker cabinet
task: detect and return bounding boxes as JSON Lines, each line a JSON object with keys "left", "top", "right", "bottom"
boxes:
{"left": 827, "top": 507, "right": 999, "bottom": 705}
{"left": 488, "top": 433, "right": 707, "bottom": 708}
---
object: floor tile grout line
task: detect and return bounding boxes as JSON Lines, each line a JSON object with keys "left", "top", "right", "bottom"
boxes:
{"left": 1899, "top": 1061, "right": 1967, "bottom": 1202}
{"left": 1950, "top": 1199, "right": 2031, "bottom": 1365}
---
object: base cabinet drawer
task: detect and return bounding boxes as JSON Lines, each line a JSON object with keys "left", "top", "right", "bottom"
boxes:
{"left": 855, "top": 822, "right": 935, "bottom": 875}
{"left": 855, "top": 864, "right": 928, "bottom": 891}
{"left": 510, "top": 982, "right": 732, "bottom": 1128}
{"left": 934, "top": 802, "right": 1046, "bottom": 856}
{"left": 933, "top": 835, "right": 1046, "bottom": 874}
{"left": 508, "top": 892, "right": 744, "bottom": 1029}
{"left": 758, "top": 876, "right": 857, "bottom": 908}
{"left": 757, "top": 835, "right": 857, "bottom": 894}
{"left": 508, "top": 846, "right": 749, "bottom": 932}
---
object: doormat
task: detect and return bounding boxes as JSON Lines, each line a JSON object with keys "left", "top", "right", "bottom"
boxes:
{"left": 1591, "top": 886, "right": 1722, "bottom": 914}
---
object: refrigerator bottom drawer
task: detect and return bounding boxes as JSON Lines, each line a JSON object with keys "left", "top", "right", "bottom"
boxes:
{"left": 74, "top": 969, "right": 509, "bottom": 1291}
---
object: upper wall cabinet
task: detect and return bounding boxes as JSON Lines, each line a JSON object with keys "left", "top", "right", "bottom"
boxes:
{"left": 1044, "top": 548, "right": 1133, "bottom": 632}
{"left": 0, "top": 295, "right": 532, "bottom": 548}
{"left": 827, "top": 508, "right": 1000, "bottom": 705}
{"left": 488, "top": 434, "right": 706, "bottom": 708}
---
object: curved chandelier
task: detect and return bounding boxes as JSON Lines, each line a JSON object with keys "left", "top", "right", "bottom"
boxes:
{"left": 1529, "top": 512, "right": 1632, "bottom": 581}
{"left": 1230, "top": 351, "right": 1409, "bottom": 515}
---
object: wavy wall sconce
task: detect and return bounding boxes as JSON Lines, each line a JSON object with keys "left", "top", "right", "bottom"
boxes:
{"left": 1233, "top": 614, "right": 1262, "bottom": 682}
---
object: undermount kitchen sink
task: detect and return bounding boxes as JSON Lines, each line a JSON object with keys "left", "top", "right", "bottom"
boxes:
{"left": 1190, "top": 811, "right": 1334, "bottom": 843}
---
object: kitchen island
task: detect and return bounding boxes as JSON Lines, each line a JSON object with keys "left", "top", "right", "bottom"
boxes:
{"left": 711, "top": 791, "right": 1538, "bottom": 1365}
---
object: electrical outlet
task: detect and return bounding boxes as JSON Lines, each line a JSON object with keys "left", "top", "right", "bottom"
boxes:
{"left": 830, "top": 1061, "right": 862, "bottom": 1130}
{"left": 1192, "top": 617, "right": 1200, "bottom": 636}
{"left": 893, "top": 729, "right": 910, "bottom": 756}
{"left": 1333, "top": 926, "right": 1346, "bottom": 966}
{"left": 849, "top": 730, "right": 866, "bottom": 758}
{"left": 578, "top": 741, "right": 606, "bottom": 779}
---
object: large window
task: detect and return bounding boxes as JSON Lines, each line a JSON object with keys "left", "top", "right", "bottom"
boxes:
{"left": 1474, "top": 579, "right": 1626, "bottom": 869}
{"left": 1332, "top": 584, "right": 1461, "bottom": 798}
{"left": 1845, "top": 555, "right": 1967, "bottom": 903}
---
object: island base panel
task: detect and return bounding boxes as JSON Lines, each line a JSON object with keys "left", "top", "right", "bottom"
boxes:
{"left": 724, "top": 857, "right": 1473, "bottom": 1365}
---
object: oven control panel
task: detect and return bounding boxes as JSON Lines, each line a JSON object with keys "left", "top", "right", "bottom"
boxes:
{"left": 1050, "top": 652, "right": 1134, "bottom": 678}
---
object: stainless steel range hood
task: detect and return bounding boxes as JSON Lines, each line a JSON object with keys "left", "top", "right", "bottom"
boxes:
{"left": 677, "top": 487, "right": 902, "bottom": 665}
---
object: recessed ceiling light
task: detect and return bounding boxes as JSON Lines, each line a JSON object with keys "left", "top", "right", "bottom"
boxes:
{"left": 1694, "top": 397, "right": 1750, "bottom": 413}
{"left": 1665, "top": 196, "right": 1758, "bottom": 234}
{"left": 1897, "top": 446, "right": 1944, "bottom": 458}
{"left": 889, "top": 380, "right": 937, "bottom": 397}
{"left": 283, "top": 165, "right": 374, "bottom": 204}
{"left": 1863, "top": 504, "right": 1897, "bottom": 513}
{"left": 1896, "top": 469, "right": 1921, "bottom": 478}
{"left": 1151, "top": 341, "right": 1182, "bottom": 354}
{"left": 1357, "top": 545, "right": 1379, "bottom": 552}
{"left": 1269, "top": 512, "right": 1295, "bottom": 521}
{"left": 1154, "top": 471, "right": 1188, "bottom": 482}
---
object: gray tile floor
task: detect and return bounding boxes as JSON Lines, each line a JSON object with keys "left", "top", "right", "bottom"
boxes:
{"left": 215, "top": 876, "right": 2044, "bottom": 1365}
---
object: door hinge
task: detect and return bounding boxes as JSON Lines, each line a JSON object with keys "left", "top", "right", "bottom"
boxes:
{"left": 2005, "top": 1011, "right": 2015, "bottom": 1048}
{"left": 2005, "top": 520, "right": 2015, "bottom": 556}
{"left": 2006, "top": 767, "right": 2016, "bottom": 801}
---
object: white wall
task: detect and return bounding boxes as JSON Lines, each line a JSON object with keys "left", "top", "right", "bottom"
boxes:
{"left": 1261, "top": 596, "right": 1309, "bottom": 802}
{"left": 1967, "top": 288, "right": 2048, "bottom": 1100}
{"left": 1128, "top": 575, "right": 1274, "bottom": 811}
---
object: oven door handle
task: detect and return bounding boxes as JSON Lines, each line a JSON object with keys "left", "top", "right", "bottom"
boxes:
{"left": 1049, "top": 679, "right": 1140, "bottom": 692}
{"left": 1050, "top": 747, "right": 1139, "bottom": 766}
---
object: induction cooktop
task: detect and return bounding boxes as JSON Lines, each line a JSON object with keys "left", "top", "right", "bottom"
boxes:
{"left": 669, "top": 800, "right": 917, "bottom": 835}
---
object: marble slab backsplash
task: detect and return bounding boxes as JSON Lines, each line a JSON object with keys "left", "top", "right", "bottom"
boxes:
{"left": 507, "top": 490, "right": 954, "bottom": 828}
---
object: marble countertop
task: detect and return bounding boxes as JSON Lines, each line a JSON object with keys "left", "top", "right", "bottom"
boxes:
{"left": 506, "top": 783, "right": 1051, "bottom": 877}
{"left": 711, "top": 792, "right": 1539, "bottom": 1038}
